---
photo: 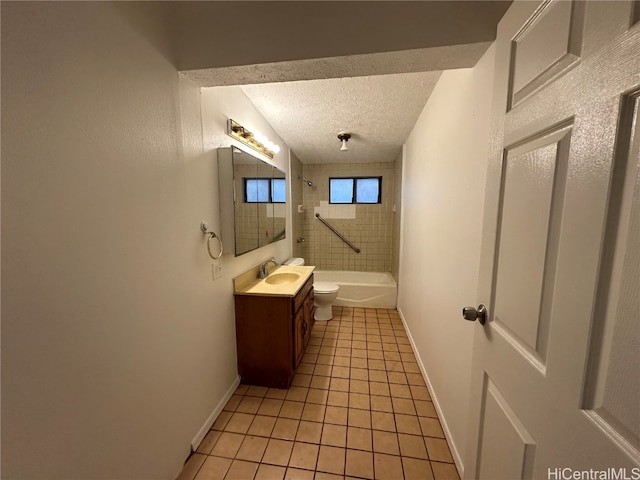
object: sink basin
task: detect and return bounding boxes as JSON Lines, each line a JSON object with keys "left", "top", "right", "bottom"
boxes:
{"left": 265, "top": 272, "right": 300, "bottom": 285}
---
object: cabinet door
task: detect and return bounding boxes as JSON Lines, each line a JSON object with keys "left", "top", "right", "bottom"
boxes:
{"left": 303, "top": 294, "right": 314, "bottom": 348}
{"left": 293, "top": 307, "right": 305, "bottom": 368}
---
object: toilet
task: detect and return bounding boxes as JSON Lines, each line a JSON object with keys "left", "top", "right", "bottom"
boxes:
{"left": 284, "top": 258, "right": 339, "bottom": 321}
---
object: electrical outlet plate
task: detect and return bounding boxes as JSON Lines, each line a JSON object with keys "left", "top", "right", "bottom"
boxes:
{"left": 212, "top": 264, "right": 223, "bottom": 280}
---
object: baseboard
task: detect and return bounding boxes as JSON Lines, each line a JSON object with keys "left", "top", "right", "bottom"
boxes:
{"left": 190, "top": 375, "right": 241, "bottom": 451}
{"left": 397, "top": 307, "right": 465, "bottom": 478}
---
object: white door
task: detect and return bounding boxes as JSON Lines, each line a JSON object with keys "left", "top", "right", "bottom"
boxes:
{"left": 464, "top": 1, "right": 640, "bottom": 479}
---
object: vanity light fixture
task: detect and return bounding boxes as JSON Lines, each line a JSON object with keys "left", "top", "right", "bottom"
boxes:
{"left": 338, "top": 132, "right": 351, "bottom": 151}
{"left": 227, "top": 119, "right": 280, "bottom": 159}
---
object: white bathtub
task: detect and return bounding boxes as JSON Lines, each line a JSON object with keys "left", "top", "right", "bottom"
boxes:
{"left": 313, "top": 270, "right": 397, "bottom": 309}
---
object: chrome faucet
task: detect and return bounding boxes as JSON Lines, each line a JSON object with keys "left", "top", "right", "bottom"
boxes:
{"left": 257, "top": 257, "right": 278, "bottom": 279}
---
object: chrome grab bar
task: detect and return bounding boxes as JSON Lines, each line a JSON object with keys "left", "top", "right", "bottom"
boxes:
{"left": 315, "top": 213, "right": 361, "bottom": 254}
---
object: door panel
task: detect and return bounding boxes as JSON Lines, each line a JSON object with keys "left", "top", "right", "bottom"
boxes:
{"left": 510, "top": 0, "right": 584, "bottom": 108}
{"left": 583, "top": 91, "right": 640, "bottom": 461}
{"left": 494, "top": 125, "right": 571, "bottom": 367}
{"left": 465, "top": 1, "right": 640, "bottom": 478}
{"left": 477, "top": 377, "right": 536, "bottom": 480}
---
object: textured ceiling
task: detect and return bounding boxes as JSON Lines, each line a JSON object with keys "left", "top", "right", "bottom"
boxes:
{"left": 240, "top": 71, "right": 442, "bottom": 164}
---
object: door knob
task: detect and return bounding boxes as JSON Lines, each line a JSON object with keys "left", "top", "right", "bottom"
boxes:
{"left": 462, "top": 304, "right": 487, "bottom": 325}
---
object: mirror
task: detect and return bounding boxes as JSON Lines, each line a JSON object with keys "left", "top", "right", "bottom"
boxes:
{"left": 218, "top": 147, "right": 287, "bottom": 256}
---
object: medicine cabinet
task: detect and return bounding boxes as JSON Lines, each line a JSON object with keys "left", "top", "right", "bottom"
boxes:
{"left": 218, "top": 147, "right": 287, "bottom": 256}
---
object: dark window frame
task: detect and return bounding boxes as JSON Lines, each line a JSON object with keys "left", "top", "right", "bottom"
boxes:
{"left": 329, "top": 176, "right": 382, "bottom": 204}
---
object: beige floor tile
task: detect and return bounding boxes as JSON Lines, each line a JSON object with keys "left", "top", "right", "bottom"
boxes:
{"left": 329, "top": 378, "right": 349, "bottom": 392}
{"left": 369, "top": 382, "right": 390, "bottom": 396}
{"left": 194, "top": 455, "right": 232, "bottom": 480}
{"left": 332, "top": 356, "right": 351, "bottom": 367}
{"left": 301, "top": 403, "right": 325, "bottom": 423}
{"left": 372, "top": 430, "right": 400, "bottom": 455}
{"left": 406, "top": 373, "right": 426, "bottom": 386}
{"left": 395, "top": 413, "right": 422, "bottom": 435}
{"left": 402, "top": 457, "right": 434, "bottom": 480}
{"left": 385, "top": 360, "right": 403, "bottom": 371}
{"left": 368, "top": 359, "right": 386, "bottom": 370}
{"left": 258, "top": 398, "right": 284, "bottom": 417}
{"left": 348, "top": 393, "right": 370, "bottom": 410}
{"left": 296, "top": 363, "right": 315, "bottom": 375}
{"left": 370, "top": 395, "right": 393, "bottom": 413}
{"left": 237, "top": 395, "right": 264, "bottom": 414}
{"left": 310, "top": 375, "right": 330, "bottom": 390}
{"left": 247, "top": 415, "right": 277, "bottom": 437}
{"left": 316, "top": 355, "right": 333, "bottom": 365}
{"left": 225, "top": 412, "right": 255, "bottom": 434}
{"left": 211, "top": 432, "right": 245, "bottom": 458}
{"left": 368, "top": 370, "right": 388, "bottom": 383}
{"left": 288, "top": 442, "right": 319, "bottom": 470}
{"left": 236, "top": 435, "right": 269, "bottom": 463}
{"left": 347, "top": 408, "right": 371, "bottom": 429}
{"left": 325, "top": 406, "right": 348, "bottom": 425}
{"left": 284, "top": 467, "right": 314, "bottom": 480}
{"left": 224, "top": 459, "right": 259, "bottom": 479}
{"left": 414, "top": 400, "right": 437, "bottom": 418}
{"left": 373, "top": 453, "right": 403, "bottom": 480}
{"left": 314, "top": 365, "right": 333, "bottom": 376}
{"left": 212, "top": 411, "right": 232, "bottom": 431}
{"left": 247, "top": 386, "right": 269, "bottom": 398}
{"left": 223, "top": 394, "right": 243, "bottom": 412}
{"left": 321, "top": 424, "right": 347, "bottom": 448}
{"left": 389, "top": 383, "right": 412, "bottom": 399}
{"left": 345, "top": 449, "right": 373, "bottom": 479}
{"left": 196, "top": 430, "right": 221, "bottom": 454}
{"left": 176, "top": 453, "right": 206, "bottom": 480}
{"left": 349, "top": 368, "right": 369, "bottom": 381}
{"left": 235, "top": 385, "right": 250, "bottom": 395}
{"left": 254, "top": 464, "right": 286, "bottom": 480}
{"left": 331, "top": 366, "right": 350, "bottom": 378}
{"left": 327, "top": 391, "right": 349, "bottom": 408}
{"left": 411, "top": 385, "right": 431, "bottom": 401}
{"left": 371, "top": 411, "right": 396, "bottom": 432}
{"left": 262, "top": 439, "right": 294, "bottom": 466}
{"left": 367, "top": 350, "right": 384, "bottom": 360}
{"left": 295, "top": 420, "right": 322, "bottom": 444}
{"left": 286, "top": 387, "right": 309, "bottom": 403}
{"left": 419, "top": 417, "right": 445, "bottom": 438}
{"left": 316, "top": 445, "right": 345, "bottom": 475}
{"left": 425, "top": 438, "right": 454, "bottom": 463}
{"left": 272, "top": 418, "right": 300, "bottom": 441}
{"left": 266, "top": 388, "right": 288, "bottom": 400}
{"left": 398, "top": 433, "right": 428, "bottom": 459}
{"left": 291, "top": 374, "right": 312, "bottom": 388}
{"left": 403, "top": 363, "right": 421, "bottom": 374}
{"left": 387, "top": 372, "right": 408, "bottom": 385}
{"left": 279, "top": 401, "right": 304, "bottom": 420}
{"left": 346, "top": 427, "right": 372, "bottom": 451}
{"left": 306, "top": 389, "right": 329, "bottom": 405}
{"left": 431, "top": 461, "right": 461, "bottom": 480}
{"left": 392, "top": 398, "right": 416, "bottom": 415}
{"left": 350, "top": 357, "right": 367, "bottom": 369}
{"left": 349, "top": 379, "right": 369, "bottom": 394}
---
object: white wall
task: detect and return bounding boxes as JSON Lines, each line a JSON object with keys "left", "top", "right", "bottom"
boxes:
{"left": 1, "top": 3, "right": 290, "bottom": 478}
{"left": 398, "top": 44, "right": 496, "bottom": 474}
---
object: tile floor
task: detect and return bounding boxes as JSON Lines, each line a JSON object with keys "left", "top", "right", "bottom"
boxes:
{"left": 177, "top": 307, "right": 460, "bottom": 480}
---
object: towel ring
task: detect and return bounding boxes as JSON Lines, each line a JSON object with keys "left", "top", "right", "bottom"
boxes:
{"left": 201, "top": 223, "right": 223, "bottom": 260}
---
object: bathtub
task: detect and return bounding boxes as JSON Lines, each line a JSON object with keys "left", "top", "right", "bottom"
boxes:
{"left": 313, "top": 270, "right": 397, "bottom": 309}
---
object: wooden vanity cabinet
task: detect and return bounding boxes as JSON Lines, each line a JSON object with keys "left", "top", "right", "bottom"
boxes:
{"left": 234, "top": 274, "right": 315, "bottom": 388}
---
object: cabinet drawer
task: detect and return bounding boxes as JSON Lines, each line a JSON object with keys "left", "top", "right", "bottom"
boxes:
{"left": 293, "top": 274, "right": 314, "bottom": 313}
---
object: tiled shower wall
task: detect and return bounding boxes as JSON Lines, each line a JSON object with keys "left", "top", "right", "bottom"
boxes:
{"left": 299, "top": 162, "right": 395, "bottom": 272}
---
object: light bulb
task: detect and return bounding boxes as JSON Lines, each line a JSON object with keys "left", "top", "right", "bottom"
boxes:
{"left": 340, "top": 139, "right": 348, "bottom": 151}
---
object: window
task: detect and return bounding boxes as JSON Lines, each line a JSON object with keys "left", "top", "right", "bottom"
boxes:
{"left": 244, "top": 178, "right": 286, "bottom": 203}
{"left": 329, "top": 177, "right": 381, "bottom": 204}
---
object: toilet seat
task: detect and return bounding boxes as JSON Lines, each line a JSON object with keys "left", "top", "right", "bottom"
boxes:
{"left": 314, "top": 281, "right": 339, "bottom": 294}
